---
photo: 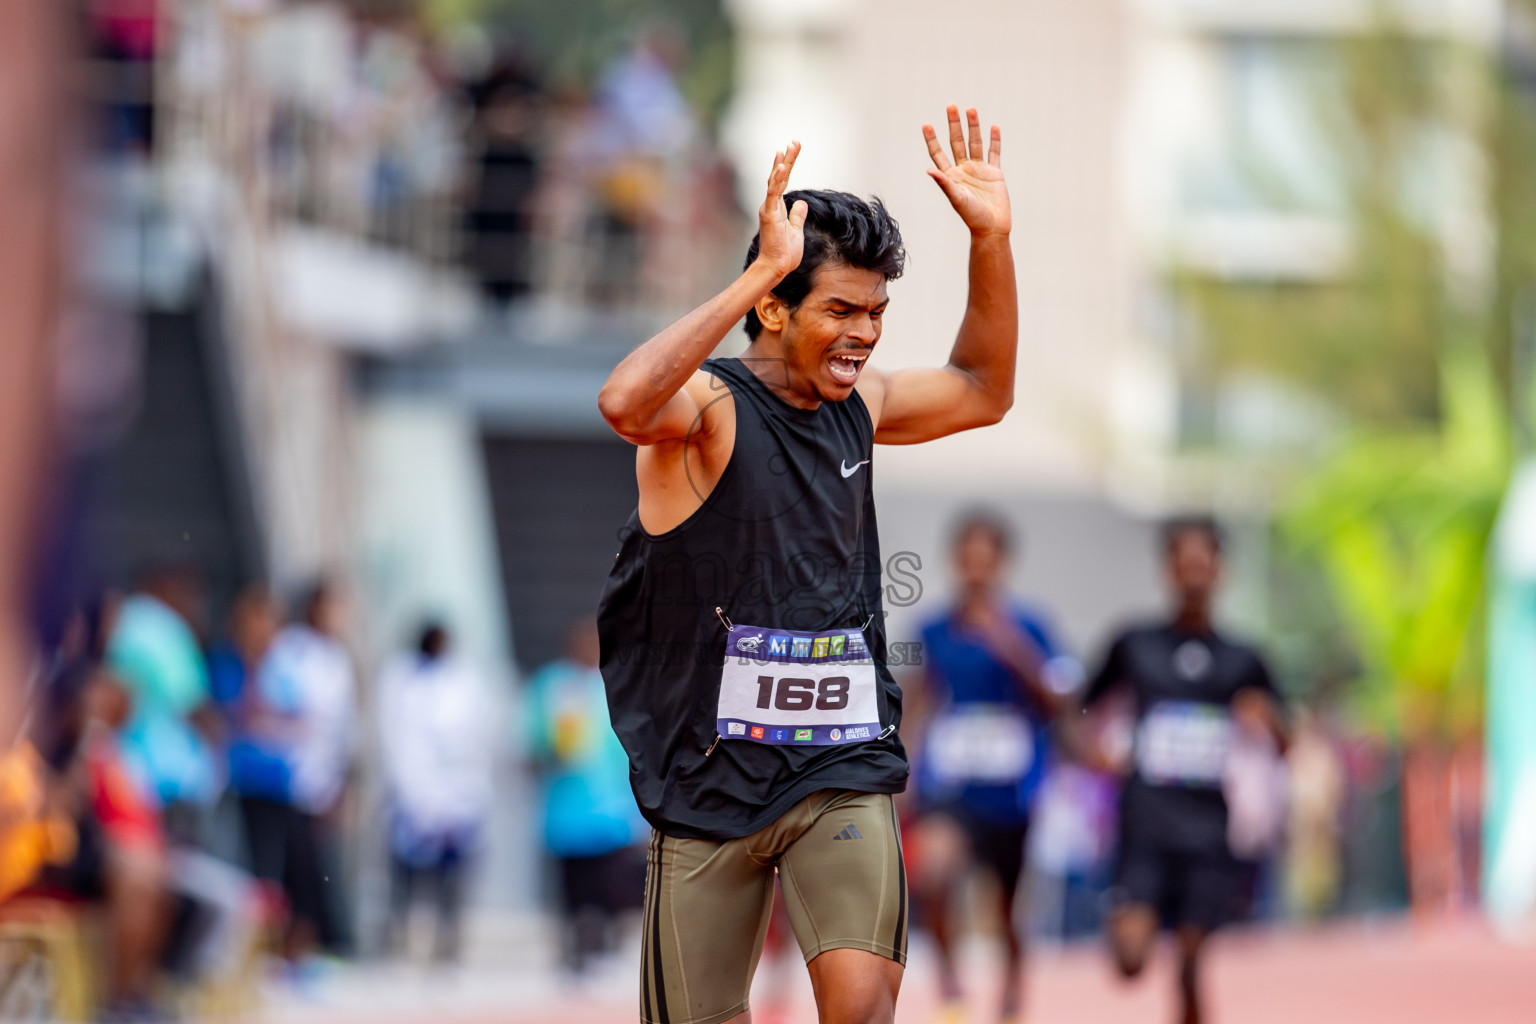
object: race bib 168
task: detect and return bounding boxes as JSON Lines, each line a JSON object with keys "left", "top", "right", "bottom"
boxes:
{"left": 717, "top": 623, "right": 881, "bottom": 746}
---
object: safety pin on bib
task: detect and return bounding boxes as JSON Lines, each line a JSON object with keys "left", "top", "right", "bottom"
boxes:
{"left": 715, "top": 606, "right": 735, "bottom": 631}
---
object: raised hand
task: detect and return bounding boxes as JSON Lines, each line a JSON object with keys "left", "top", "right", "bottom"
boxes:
{"left": 922, "top": 105, "right": 1010, "bottom": 238}
{"left": 753, "top": 141, "right": 810, "bottom": 279}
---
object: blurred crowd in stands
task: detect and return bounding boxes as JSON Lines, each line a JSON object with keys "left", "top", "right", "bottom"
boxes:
{"left": 2, "top": 571, "right": 425, "bottom": 1016}
{"left": 87, "top": 0, "right": 743, "bottom": 318}
{"left": 4, "top": 567, "right": 502, "bottom": 1020}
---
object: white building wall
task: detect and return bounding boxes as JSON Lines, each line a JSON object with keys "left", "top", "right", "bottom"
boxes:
{"left": 725, "top": 0, "right": 1143, "bottom": 496}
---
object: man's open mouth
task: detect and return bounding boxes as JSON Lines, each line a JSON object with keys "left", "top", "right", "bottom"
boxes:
{"left": 827, "top": 351, "right": 869, "bottom": 384}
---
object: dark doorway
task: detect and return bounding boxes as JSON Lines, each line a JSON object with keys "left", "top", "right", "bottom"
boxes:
{"left": 482, "top": 435, "right": 637, "bottom": 672}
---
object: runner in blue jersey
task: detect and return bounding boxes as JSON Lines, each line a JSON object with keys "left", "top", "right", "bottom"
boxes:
{"left": 911, "top": 513, "right": 1067, "bottom": 1024}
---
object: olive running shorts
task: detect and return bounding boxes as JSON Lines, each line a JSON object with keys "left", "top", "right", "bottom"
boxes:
{"left": 640, "top": 789, "right": 908, "bottom": 1024}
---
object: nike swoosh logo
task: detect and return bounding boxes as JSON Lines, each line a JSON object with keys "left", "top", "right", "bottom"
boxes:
{"left": 841, "top": 459, "right": 870, "bottom": 478}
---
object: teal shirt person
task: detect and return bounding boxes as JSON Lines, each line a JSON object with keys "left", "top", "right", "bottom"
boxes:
{"left": 525, "top": 657, "right": 645, "bottom": 858}
{"left": 107, "top": 593, "right": 220, "bottom": 807}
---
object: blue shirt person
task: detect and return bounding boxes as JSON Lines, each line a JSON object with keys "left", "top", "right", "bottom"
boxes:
{"left": 909, "top": 513, "right": 1073, "bottom": 1024}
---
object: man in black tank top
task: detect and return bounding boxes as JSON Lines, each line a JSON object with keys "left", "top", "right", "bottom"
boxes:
{"left": 597, "top": 105, "right": 1018, "bottom": 1024}
{"left": 1079, "top": 518, "right": 1289, "bottom": 1024}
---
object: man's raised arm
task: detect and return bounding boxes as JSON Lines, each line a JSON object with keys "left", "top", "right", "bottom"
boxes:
{"left": 597, "top": 143, "right": 808, "bottom": 446}
{"left": 862, "top": 106, "right": 1017, "bottom": 445}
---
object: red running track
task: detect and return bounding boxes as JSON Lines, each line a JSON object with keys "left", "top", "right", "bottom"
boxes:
{"left": 263, "top": 918, "right": 1536, "bottom": 1024}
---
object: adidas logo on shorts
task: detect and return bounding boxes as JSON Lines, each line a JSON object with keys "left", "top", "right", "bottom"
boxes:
{"left": 832, "top": 824, "right": 863, "bottom": 841}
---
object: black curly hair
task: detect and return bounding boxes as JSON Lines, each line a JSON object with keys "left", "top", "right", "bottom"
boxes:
{"left": 742, "top": 189, "right": 906, "bottom": 340}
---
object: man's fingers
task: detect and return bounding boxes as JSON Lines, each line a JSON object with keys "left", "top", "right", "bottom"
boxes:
{"left": 926, "top": 167, "right": 959, "bottom": 203}
{"left": 762, "top": 142, "right": 801, "bottom": 218}
{"left": 946, "top": 104, "right": 966, "bottom": 165}
{"left": 966, "top": 107, "right": 983, "bottom": 162}
{"left": 763, "top": 140, "right": 801, "bottom": 211}
{"left": 922, "top": 123, "right": 951, "bottom": 171}
{"left": 987, "top": 124, "right": 1002, "bottom": 167}
{"left": 782, "top": 139, "right": 802, "bottom": 178}
{"left": 788, "top": 199, "right": 809, "bottom": 230}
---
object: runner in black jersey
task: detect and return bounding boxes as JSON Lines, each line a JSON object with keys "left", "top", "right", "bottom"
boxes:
{"left": 597, "top": 105, "right": 1017, "bottom": 1024}
{"left": 1079, "top": 518, "right": 1288, "bottom": 1024}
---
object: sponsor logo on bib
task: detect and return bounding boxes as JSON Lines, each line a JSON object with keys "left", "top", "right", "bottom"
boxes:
{"left": 750, "top": 726, "right": 764, "bottom": 739}
{"left": 791, "top": 637, "right": 813, "bottom": 658}
{"left": 845, "top": 726, "right": 872, "bottom": 740}
{"left": 829, "top": 635, "right": 846, "bottom": 657}
{"left": 737, "top": 633, "right": 765, "bottom": 654}
{"left": 812, "top": 637, "right": 829, "bottom": 658}
{"left": 727, "top": 722, "right": 746, "bottom": 735}
{"left": 794, "top": 729, "right": 813, "bottom": 742}
{"left": 830, "top": 728, "right": 843, "bottom": 741}
{"left": 768, "top": 636, "right": 790, "bottom": 657}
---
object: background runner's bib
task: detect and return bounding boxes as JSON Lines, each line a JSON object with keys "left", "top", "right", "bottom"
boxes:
{"left": 717, "top": 624, "right": 881, "bottom": 746}
{"left": 926, "top": 706, "right": 1034, "bottom": 784}
{"left": 1135, "top": 701, "right": 1232, "bottom": 787}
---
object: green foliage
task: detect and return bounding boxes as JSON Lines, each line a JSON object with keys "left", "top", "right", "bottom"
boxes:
{"left": 1177, "top": 14, "right": 1536, "bottom": 737}
{"left": 1282, "top": 343, "right": 1508, "bottom": 740}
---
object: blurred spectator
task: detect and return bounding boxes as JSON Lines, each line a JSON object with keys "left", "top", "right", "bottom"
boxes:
{"left": 908, "top": 513, "right": 1068, "bottom": 1023}
{"left": 1028, "top": 760, "right": 1118, "bottom": 939}
{"left": 35, "top": 599, "right": 174, "bottom": 1019}
{"left": 586, "top": 28, "right": 697, "bottom": 306}
{"left": 524, "top": 620, "right": 645, "bottom": 974}
{"left": 0, "top": 745, "right": 75, "bottom": 904}
{"left": 245, "top": 579, "right": 358, "bottom": 961}
{"left": 212, "top": 585, "right": 292, "bottom": 861}
{"left": 464, "top": 46, "right": 545, "bottom": 304}
{"left": 88, "top": 0, "right": 158, "bottom": 155}
{"left": 520, "top": 24, "right": 725, "bottom": 312}
{"left": 105, "top": 563, "right": 223, "bottom": 842}
{"left": 80, "top": 669, "right": 175, "bottom": 1019}
{"left": 376, "top": 621, "right": 494, "bottom": 963}
{"left": 37, "top": 598, "right": 261, "bottom": 1017}
{"left": 1285, "top": 709, "right": 1346, "bottom": 919}
{"left": 208, "top": 585, "right": 281, "bottom": 716}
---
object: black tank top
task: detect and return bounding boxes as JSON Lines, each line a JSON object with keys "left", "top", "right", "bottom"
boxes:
{"left": 597, "top": 357, "right": 909, "bottom": 840}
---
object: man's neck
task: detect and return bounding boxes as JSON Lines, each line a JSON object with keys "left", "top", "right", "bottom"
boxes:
{"left": 741, "top": 338, "right": 820, "bottom": 409}
{"left": 1173, "top": 601, "right": 1212, "bottom": 634}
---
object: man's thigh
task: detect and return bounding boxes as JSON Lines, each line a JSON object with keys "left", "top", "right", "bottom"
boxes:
{"left": 777, "top": 791, "right": 908, "bottom": 966}
{"left": 642, "top": 830, "right": 776, "bottom": 1024}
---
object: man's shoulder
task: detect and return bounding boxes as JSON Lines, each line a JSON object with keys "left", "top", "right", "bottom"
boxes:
{"left": 1211, "top": 628, "right": 1271, "bottom": 673}
{"left": 677, "top": 367, "right": 736, "bottom": 431}
{"left": 1214, "top": 630, "right": 1260, "bottom": 652}
{"left": 851, "top": 365, "right": 888, "bottom": 415}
